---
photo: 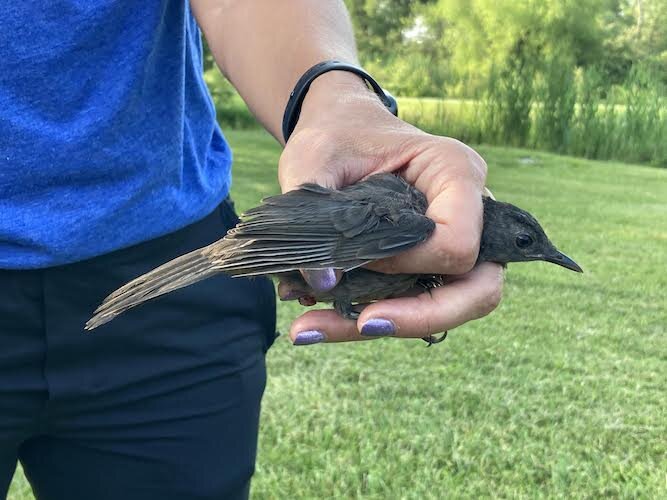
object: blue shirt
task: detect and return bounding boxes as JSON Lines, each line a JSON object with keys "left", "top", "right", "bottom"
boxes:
{"left": 0, "top": 1, "right": 232, "bottom": 269}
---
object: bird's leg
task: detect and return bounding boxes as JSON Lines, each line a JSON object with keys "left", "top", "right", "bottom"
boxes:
{"left": 334, "top": 300, "right": 359, "bottom": 320}
{"left": 421, "top": 331, "right": 448, "bottom": 346}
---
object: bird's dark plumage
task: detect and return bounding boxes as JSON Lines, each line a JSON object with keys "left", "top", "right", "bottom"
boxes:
{"left": 86, "top": 174, "right": 581, "bottom": 330}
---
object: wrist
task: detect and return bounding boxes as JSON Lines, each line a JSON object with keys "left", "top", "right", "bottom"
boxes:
{"left": 295, "top": 71, "right": 392, "bottom": 132}
{"left": 305, "top": 70, "right": 371, "bottom": 100}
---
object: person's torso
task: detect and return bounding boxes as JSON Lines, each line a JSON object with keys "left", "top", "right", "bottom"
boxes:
{"left": 0, "top": 0, "right": 232, "bottom": 269}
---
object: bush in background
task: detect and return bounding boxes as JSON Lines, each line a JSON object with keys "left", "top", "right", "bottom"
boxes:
{"left": 393, "top": 61, "right": 666, "bottom": 167}
{"left": 202, "top": 56, "right": 665, "bottom": 167}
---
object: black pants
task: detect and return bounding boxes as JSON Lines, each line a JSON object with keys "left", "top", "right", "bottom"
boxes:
{"left": 0, "top": 201, "right": 277, "bottom": 500}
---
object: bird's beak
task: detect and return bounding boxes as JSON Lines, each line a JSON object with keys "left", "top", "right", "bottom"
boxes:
{"left": 544, "top": 250, "right": 583, "bottom": 273}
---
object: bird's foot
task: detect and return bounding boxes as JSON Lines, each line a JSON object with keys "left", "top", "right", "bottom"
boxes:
{"left": 421, "top": 331, "right": 448, "bottom": 346}
{"left": 334, "top": 300, "right": 357, "bottom": 320}
{"left": 334, "top": 301, "right": 367, "bottom": 320}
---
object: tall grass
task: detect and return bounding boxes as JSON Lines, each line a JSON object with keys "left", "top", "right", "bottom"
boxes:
{"left": 201, "top": 58, "right": 665, "bottom": 167}
{"left": 397, "top": 62, "right": 666, "bottom": 167}
{"left": 617, "top": 66, "right": 666, "bottom": 164}
{"left": 531, "top": 56, "right": 577, "bottom": 153}
{"left": 485, "top": 58, "right": 535, "bottom": 148}
{"left": 569, "top": 67, "right": 607, "bottom": 160}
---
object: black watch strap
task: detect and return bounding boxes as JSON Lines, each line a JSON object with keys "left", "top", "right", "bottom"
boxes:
{"left": 281, "top": 60, "right": 398, "bottom": 143}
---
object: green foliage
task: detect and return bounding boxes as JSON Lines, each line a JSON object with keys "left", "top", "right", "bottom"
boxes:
{"left": 363, "top": 52, "right": 450, "bottom": 97}
{"left": 397, "top": 60, "right": 666, "bottom": 166}
{"left": 484, "top": 56, "right": 536, "bottom": 147}
{"left": 532, "top": 56, "right": 577, "bottom": 153}
{"left": 198, "top": 0, "right": 665, "bottom": 165}
{"left": 343, "top": 0, "right": 424, "bottom": 59}
{"left": 344, "top": 0, "right": 451, "bottom": 96}
{"left": 417, "top": 0, "right": 613, "bottom": 96}
{"left": 9, "top": 130, "right": 667, "bottom": 499}
{"left": 569, "top": 67, "right": 607, "bottom": 159}
{"left": 600, "top": 0, "right": 667, "bottom": 84}
{"left": 618, "top": 64, "right": 667, "bottom": 163}
{"left": 196, "top": 0, "right": 666, "bottom": 165}
{"left": 354, "top": 0, "right": 667, "bottom": 96}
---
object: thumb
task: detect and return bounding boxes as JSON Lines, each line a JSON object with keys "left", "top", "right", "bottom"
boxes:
{"left": 278, "top": 133, "right": 352, "bottom": 293}
{"left": 300, "top": 268, "right": 342, "bottom": 293}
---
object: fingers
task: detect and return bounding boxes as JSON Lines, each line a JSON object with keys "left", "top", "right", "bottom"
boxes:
{"left": 290, "top": 309, "right": 363, "bottom": 345}
{"left": 370, "top": 137, "right": 488, "bottom": 276}
{"left": 358, "top": 262, "right": 504, "bottom": 338}
{"left": 368, "top": 179, "right": 484, "bottom": 275}
{"left": 288, "top": 262, "right": 504, "bottom": 345}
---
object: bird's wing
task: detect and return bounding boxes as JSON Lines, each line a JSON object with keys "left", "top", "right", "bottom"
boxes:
{"left": 209, "top": 176, "right": 435, "bottom": 276}
{"left": 85, "top": 174, "right": 434, "bottom": 330}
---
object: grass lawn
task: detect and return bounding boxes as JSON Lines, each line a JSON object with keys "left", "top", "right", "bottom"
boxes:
{"left": 9, "top": 130, "right": 666, "bottom": 499}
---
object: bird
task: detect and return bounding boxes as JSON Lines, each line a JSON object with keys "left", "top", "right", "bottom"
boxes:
{"left": 85, "top": 173, "right": 582, "bottom": 338}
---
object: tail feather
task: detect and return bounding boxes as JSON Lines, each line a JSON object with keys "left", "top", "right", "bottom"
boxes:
{"left": 85, "top": 247, "right": 220, "bottom": 330}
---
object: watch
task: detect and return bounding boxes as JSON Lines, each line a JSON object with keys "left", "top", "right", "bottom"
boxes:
{"left": 282, "top": 60, "right": 398, "bottom": 143}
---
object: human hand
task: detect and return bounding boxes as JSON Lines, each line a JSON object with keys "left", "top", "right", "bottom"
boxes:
{"left": 278, "top": 72, "right": 504, "bottom": 345}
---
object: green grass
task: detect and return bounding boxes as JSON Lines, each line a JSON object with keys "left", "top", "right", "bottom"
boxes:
{"left": 9, "top": 130, "right": 666, "bottom": 499}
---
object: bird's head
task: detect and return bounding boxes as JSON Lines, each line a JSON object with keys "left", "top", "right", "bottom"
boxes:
{"left": 479, "top": 198, "right": 583, "bottom": 273}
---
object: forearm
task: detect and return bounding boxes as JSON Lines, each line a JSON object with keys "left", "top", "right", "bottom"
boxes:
{"left": 192, "top": 0, "right": 371, "bottom": 142}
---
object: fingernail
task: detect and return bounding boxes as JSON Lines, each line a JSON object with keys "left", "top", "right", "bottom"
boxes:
{"left": 302, "top": 268, "right": 339, "bottom": 293}
{"left": 293, "top": 330, "right": 326, "bottom": 346}
{"left": 360, "top": 318, "right": 396, "bottom": 337}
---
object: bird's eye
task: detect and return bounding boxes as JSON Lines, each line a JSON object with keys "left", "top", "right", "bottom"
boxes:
{"left": 515, "top": 234, "right": 534, "bottom": 248}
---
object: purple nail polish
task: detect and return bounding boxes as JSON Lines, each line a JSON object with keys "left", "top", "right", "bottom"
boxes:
{"left": 361, "top": 318, "right": 396, "bottom": 337}
{"left": 303, "top": 268, "right": 338, "bottom": 293}
{"left": 293, "top": 330, "right": 326, "bottom": 345}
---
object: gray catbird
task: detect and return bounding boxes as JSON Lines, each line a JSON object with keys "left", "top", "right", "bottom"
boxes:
{"left": 86, "top": 174, "right": 582, "bottom": 333}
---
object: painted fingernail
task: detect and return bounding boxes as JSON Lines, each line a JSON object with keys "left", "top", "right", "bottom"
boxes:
{"left": 293, "top": 330, "right": 326, "bottom": 346}
{"left": 302, "top": 268, "right": 339, "bottom": 293}
{"left": 360, "top": 318, "right": 396, "bottom": 337}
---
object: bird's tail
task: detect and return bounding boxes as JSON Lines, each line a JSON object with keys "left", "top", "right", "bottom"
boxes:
{"left": 85, "top": 245, "right": 221, "bottom": 330}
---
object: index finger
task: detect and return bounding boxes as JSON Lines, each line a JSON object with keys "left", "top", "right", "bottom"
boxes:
{"left": 287, "top": 262, "right": 504, "bottom": 344}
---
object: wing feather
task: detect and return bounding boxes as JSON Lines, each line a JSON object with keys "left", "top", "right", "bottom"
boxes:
{"left": 213, "top": 174, "right": 434, "bottom": 275}
{"left": 87, "top": 174, "right": 435, "bottom": 329}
